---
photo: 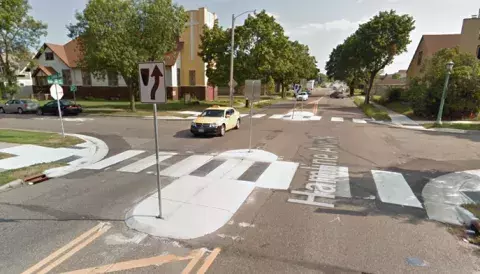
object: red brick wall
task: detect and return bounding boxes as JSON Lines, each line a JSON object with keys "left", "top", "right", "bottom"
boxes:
{"left": 33, "top": 85, "right": 132, "bottom": 100}
{"left": 33, "top": 85, "right": 217, "bottom": 101}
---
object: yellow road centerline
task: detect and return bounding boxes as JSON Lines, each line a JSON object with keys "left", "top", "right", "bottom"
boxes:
{"left": 38, "top": 223, "right": 112, "bottom": 274}
{"left": 21, "top": 222, "right": 108, "bottom": 274}
{"left": 197, "top": 248, "right": 221, "bottom": 274}
{"left": 61, "top": 250, "right": 199, "bottom": 274}
{"left": 181, "top": 249, "right": 206, "bottom": 274}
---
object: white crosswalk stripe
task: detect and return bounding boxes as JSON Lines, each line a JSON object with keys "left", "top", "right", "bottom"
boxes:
{"left": 84, "top": 150, "right": 145, "bottom": 170}
{"left": 117, "top": 152, "right": 176, "bottom": 173}
{"left": 160, "top": 155, "right": 213, "bottom": 178}
{"left": 256, "top": 161, "right": 299, "bottom": 190}
{"left": 352, "top": 118, "right": 367, "bottom": 124}
{"left": 269, "top": 114, "right": 284, "bottom": 119}
{"left": 371, "top": 170, "right": 423, "bottom": 208}
{"left": 331, "top": 117, "right": 344, "bottom": 122}
{"left": 252, "top": 114, "right": 266, "bottom": 118}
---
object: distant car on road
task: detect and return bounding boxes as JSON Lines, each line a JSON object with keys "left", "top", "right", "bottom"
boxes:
{"left": 190, "top": 106, "right": 240, "bottom": 137}
{"left": 329, "top": 91, "right": 346, "bottom": 99}
{"left": 37, "top": 100, "right": 83, "bottom": 116}
{"left": 296, "top": 92, "right": 309, "bottom": 101}
{"left": 0, "top": 99, "right": 39, "bottom": 114}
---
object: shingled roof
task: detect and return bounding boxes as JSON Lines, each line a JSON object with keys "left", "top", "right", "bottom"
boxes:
{"left": 35, "top": 39, "right": 183, "bottom": 68}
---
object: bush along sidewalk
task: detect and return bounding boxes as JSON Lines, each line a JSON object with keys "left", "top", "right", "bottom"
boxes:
{"left": 353, "top": 96, "right": 391, "bottom": 121}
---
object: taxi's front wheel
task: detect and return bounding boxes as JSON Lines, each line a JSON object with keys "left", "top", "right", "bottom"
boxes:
{"left": 219, "top": 124, "right": 226, "bottom": 137}
{"left": 234, "top": 119, "right": 240, "bottom": 129}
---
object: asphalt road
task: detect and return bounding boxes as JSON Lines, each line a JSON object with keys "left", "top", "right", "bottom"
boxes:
{"left": 1, "top": 88, "right": 480, "bottom": 273}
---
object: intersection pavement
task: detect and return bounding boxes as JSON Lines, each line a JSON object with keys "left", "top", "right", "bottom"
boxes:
{"left": 1, "top": 89, "right": 480, "bottom": 273}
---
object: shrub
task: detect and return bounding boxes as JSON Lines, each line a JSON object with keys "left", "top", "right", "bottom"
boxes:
{"left": 386, "top": 87, "right": 404, "bottom": 102}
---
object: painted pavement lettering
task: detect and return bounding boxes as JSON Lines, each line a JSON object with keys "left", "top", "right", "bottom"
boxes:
{"left": 288, "top": 137, "right": 343, "bottom": 208}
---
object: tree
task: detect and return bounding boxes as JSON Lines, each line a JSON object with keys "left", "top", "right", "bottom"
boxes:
{"left": 325, "top": 35, "right": 367, "bottom": 96}
{"left": 199, "top": 10, "right": 318, "bottom": 98}
{"left": 0, "top": 0, "right": 47, "bottom": 97}
{"left": 317, "top": 72, "right": 328, "bottom": 84}
{"left": 199, "top": 20, "right": 230, "bottom": 88}
{"left": 67, "top": 0, "right": 187, "bottom": 111}
{"left": 354, "top": 10, "right": 415, "bottom": 104}
{"left": 392, "top": 73, "right": 401, "bottom": 79}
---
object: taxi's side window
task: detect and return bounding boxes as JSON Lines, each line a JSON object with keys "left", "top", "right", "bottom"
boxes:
{"left": 226, "top": 109, "right": 233, "bottom": 117}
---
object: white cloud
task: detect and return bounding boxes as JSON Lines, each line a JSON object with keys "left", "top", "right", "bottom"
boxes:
{"left": 265, "top": 11, "right": 280, "bottom": 20}
{"left": 300, "top": 19, "right": 360, "bottom": 31}
{"left": 357, "top": 0, "right": 400, "bottom": 3}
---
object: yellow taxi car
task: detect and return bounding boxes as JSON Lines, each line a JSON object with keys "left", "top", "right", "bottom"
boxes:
{"left": 190, "top": 106, "right": 241, "bottom": 137}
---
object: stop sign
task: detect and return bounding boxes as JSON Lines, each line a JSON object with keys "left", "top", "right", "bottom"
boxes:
{"left": 50, "top": 84, "right": 64, "bottom": 100}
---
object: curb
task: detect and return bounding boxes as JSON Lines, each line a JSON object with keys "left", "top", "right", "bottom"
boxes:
{"left": 456, "top": 206, "right": 479, "bottom": 226}
{"left": 43, "top": 133, "right": 109, "bottom": 178}
{"left": 0, "top": 179, "right": 24, "bottom": 193}
{"left": 369, "top": 120, "right": 470, "bottom": 134}
{"left": 0, "top": 133, "right": 109, "bottom": 192}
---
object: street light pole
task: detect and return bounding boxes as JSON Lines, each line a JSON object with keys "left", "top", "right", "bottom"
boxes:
{"left": 229, "top": 14, "right": 235, "bottom": 107}
{"left": 229, "top": 9, "right": 256, "bottom": 107}
{"left": 435, "top": 60, "right": 454, "bottom": 125}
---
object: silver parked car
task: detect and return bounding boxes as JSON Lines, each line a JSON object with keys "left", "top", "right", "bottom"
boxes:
{"left": 0, "top": 99, "right": 39, "bottom": 114}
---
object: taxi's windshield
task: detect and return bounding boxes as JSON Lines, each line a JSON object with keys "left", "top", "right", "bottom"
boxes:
{"left": 200, "top": 109, "right": 224, "bottom": 117}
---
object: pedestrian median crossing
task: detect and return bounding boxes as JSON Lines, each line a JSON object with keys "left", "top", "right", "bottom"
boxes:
{"left": 81, "top": 149, "right": 426, "bottom": 212}
{"left": 81, "top": 150, "right": 298, "bottom": 190}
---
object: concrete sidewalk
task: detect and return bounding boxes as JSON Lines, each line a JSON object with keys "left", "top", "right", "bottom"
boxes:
{"left": 371, "top": 102, "right": 420, "bottom": 126}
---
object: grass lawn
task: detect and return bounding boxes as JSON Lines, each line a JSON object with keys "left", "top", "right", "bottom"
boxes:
{"left": 0, "top": 129, "right": 83, "bottom": 148}
{"left": 28, "top": 97, "right": 282, "bottom": 117}
{"left": 0, "top": 152, "right": 14, "bottom": 159}
{"left": 423, "top": 123, "right": 480, "bottom": 131}
{"left": 353, "top": 96, "right": 391, "bottom": 121}
{"left": 0, "top": 163, "right": 65, "bottom": 186}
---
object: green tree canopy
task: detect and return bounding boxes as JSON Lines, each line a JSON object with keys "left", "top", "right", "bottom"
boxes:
{"left": 67, "top": 0, "right": 187, "bottom": 111}
{"left": 0, "top": 0, "right": 47, "bottom": 97}
{"left": 325, "top": 10, "right": 414, "bottom": 102}
{"left": 199, "top": 10, "right": 318, "bottom": 98}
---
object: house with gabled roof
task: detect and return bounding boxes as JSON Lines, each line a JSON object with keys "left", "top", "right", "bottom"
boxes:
{"left": 31, "top": 7, "right": 218, "bottom": 101}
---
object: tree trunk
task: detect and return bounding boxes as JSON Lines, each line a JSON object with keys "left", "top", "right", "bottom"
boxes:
{"left": 281, "top": 82, "right": 285, "bottom": 98}
{"left": 348, "top": 80, "right": 355, "bottom": 97}
{"left": 128, "top": 82, "right": 136, "bottom": 112}
{"left": 365, "top": 73, "right": 376, "bottom": 105}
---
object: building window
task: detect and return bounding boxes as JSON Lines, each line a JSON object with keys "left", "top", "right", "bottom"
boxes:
{"left": 417, "top": 51, "right": 423, "bottom": 66}
{"left": 177, "top": 68, "right": 181, "bottom": 86}
{"left": 45, "top": 52, "right": 54, "bottom": 61}
{"left": 189, "top": 70, "right": 196, "bottom": 86}
{"left": 108, "top": 71, "right": 118, "bottom": 86}
{"left": 62, "top": 69, "right": 72, "bottom": 85}
{"left": 82, "top": 70, "right": 92, "bottom": 86}
{"left": 36, "top": 76, "right": 48, "bottom": 86}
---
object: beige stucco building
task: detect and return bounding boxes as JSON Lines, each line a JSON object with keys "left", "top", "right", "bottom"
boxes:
{"left": 407, "top": 10, "right": 480, "bottom": 81}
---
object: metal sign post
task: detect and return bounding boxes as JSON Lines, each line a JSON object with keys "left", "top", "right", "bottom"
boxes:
{"left": 139, "top": 62, "right": 166, "bottom": 219}
{"left": 50, "top": 82, "right": 65, "bottom": 138}
{"left": 70, "top": 84, "right": 77, "bottom": 105}
{"left": 245, "top": 80, "right": 261, "bottom": 152}
{"left": 152, "top": 103, "right": 162, "bottom": 218}
{"left": 292, "top": 99, "right": 297, "bottom": 120}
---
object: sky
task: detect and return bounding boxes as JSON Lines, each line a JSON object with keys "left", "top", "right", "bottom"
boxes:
{"left": 29, "top": 0, "right": 480, "bottom": 74}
